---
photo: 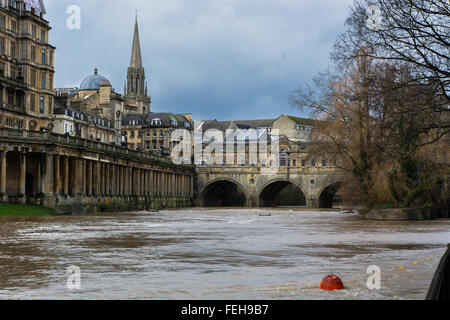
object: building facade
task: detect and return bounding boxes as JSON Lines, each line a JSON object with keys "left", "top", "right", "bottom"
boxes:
{"left": 0, "top": 0, "right": 55, "bottom": 132}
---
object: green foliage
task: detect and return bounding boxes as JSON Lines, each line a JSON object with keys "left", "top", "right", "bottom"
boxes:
{"left": 0, "top": 204, "right": 56, "bottom": 216}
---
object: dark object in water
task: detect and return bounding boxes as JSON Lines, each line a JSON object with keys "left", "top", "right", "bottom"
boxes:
{"left": 52, "top": 212, "right": 74, "bottom": 216}
{"left": 148, "top": 209, "right": 159, "bottom": 213}
{"left": 426, "top": 244, "right": 450, "bottom": 300}
{"left": 259, "top": 213, "right": 272, "bottom": 217}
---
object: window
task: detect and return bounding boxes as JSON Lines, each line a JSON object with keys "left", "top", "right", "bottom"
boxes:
{"left": 41, "top": 72, "right": 46, "bottom": 89}
{"left": 280, "top": 149, "right": 288, "bottom": 167}
{"left": 301, "top": 160, "right": 306, "bottom": 167}
{"left": 146, "top": 131, "right": 150, "bottom": 137}
{"left": 130, "top": 131, "right": 135, "bottom": 138}
{"left": 151, "top": 118, "right": 162, "bottom": 125}
{"left": 10, "top": 41, "right": 16, "bottom": 58}
{"left": 48, "top": 97, "right": 52, "bottom": 114}
{"left": 41, "top": 49, "right": 46, "bottom": 65}
{"left": 138, "top": 131, "right": 142, "bottom": 138}
{"left": 31, "top": 69, "right": 36, "bottom": 86}
{"left": 31, "top": 46, "right": 36, "bottom": 61}
{"left": 170, "top": 118, "right": 177, "bottom": 126}
{"left": 322, "top": 160, "right": 327, "bottom": 168}
{"left": 41, "top": 29, "right": 46, "bottom": 42}
{"left": 10, "top": 65, "right": 16, "bottom": 78}
{"left": 11, "top": 20, "right": 16, "bottom": 33}
{"left": 40, "top": 96, "right": 44, "bottom": 113}
{"left": 32, "top": 25, "right": 37, "bottom": 38}
{"left": 30, "top": 94, "right": 35, "bottom": 112}
{"left": 0, "top": 37, "right": 4, "bottom": 55}
{"left": 0, "top": 62, "right": 4, "bottom": 77}
{"left": 0, "top": 15, "right": 5, "bottom": 28}
{"left": 311, "top": 160, "right": 316, "bottom": 167}
{"left": 292, "top": 160, "right": 297, "bottom": 167}
{"left": 21, "top": 43, "right": 28, "bottom": 60}
{"left": 17, "top": 66, "right": 24, "bottom": 82}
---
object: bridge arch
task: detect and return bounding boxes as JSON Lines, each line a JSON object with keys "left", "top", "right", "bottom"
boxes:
{"left": 198, "top": 178, "right": 250, "bottom": 207}
{"left": 318, "top": 182, "right": 343, "bottom": 208}
{"left": 258, "top": 180, "right": 306, "bottom": 207}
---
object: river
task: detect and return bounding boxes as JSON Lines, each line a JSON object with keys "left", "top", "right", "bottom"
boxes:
{"left": 0, "top": 208, "right": 449, "bottom": 300}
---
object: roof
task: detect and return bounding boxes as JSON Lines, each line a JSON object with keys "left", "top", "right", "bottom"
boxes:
{"left": 144, "top": 113, "right": 192, "bottom": 128}
{"left": 287, "top": 116, "right": 316, "bottom": 126}
{"left": 79, "top": 68, "right": 110, "bottom": 91}
{"left": 122, "top": 114, "right": 147, "bottom": 126}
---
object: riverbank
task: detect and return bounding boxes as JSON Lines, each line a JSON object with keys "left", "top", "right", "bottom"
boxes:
{"left": 0, "top": 204, "right": 56, "bottom": 216}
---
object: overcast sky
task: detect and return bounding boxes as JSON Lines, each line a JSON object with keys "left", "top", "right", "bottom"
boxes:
{"left": 45, "top": 0, "right": 353, "bottom": 121}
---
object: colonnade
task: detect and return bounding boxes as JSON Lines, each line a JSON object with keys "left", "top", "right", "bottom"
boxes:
{"left": 0, "top": 149, "right": 194, "bottom": 205}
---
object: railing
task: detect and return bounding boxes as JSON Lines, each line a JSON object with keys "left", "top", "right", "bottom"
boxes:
{"left": 0, "top": 128, "right": 191, "bottom": 167}
{"left": 0, "top": 103, "right": 24, "bottom": 112}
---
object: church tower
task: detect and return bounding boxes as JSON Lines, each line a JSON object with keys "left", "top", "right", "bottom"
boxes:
{"left": 124, "top": 16, "right": 151, "bottom": 114}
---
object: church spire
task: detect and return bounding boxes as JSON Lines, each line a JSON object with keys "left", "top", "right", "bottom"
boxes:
{"left": 130, "top": 15, "right": 143, "bottom": 68}
{"left": 125, "top": 14, "right": 151, "bottom": 114}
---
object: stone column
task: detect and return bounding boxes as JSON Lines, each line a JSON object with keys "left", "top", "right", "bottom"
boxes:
{"left": 54, "top": 155, "right": 61, "bottom": 195}
{"left": 115, "top": 165, "right": 121, "bottom": 196}
{"left": 42, "top": 154, "right": 54, "bottom": 194}
{"left": 105, "top": 164, "right": 109, "bottom": 196}
{"left": 101, "top": 163, "right": 105, "bottom": 196}
{"left": 19, "top": 152, "right": 26, "bottom": 199}
{"left": 64, "top": 157, "right": 69, "bottom": 195}
{"left": 81, "top": 159, "right": 86, "bottom": 196}
{"left": 156, "top": 171, "right": 162, "bottom": 196}
{"left": 147, "top": 169, "right": 152, "bottom": 196}
{"left": 0, "top": 151, "right": 7, "bottom": 200}
{"left": 138, "top": 168, "right": 142, "bottom": 196}
{"left": 96, "top": 162, "right": 101, "bottom": 196}
{"left": 150, "top": 171, "right": 154, "bottom": 196}
{"left": 87, "top": 160, "right": 92, "bottom": 196}
{"left": 123, "top": 167, "right": 127, "bottom": 196}
{"left": 129, "top": 167, "right": 133, "bottom": 196}
{"left": 75, "top": 158, "right": 84, "bottom": 196}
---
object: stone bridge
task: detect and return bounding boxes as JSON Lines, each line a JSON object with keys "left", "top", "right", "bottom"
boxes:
{"left": 195, "top": 166, "right": 343, "bottom": 208}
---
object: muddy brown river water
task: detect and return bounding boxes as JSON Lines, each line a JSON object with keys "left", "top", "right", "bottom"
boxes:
{"left": 0, "top": 208, "right": 449, "bottom": 300}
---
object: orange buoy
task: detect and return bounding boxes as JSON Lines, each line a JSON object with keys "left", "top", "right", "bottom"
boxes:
{"left": 320, "top": 275, "right": 344, "bottom": 291}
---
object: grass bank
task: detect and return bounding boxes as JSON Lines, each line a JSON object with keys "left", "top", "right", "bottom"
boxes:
{"left": 0, "top": 204, "right": 56, "bottom": 216}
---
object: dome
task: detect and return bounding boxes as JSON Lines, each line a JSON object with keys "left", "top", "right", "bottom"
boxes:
{"left": 79, "top": 68, "right": 110, "bottom": 91}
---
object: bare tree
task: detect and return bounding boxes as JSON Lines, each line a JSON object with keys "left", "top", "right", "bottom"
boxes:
{"left": 333, "top": 0, "right": 449, "bottom": 101}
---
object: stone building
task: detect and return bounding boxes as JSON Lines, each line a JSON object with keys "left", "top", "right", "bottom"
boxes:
{"left": 121, "top": 113, "right": 145, "bottom": 150}
{"left": 53, "top": 100, "right": 116, "bottom": 144}
{"left": 56, "top": 68, "right": 123, "bottom": 144}
{"left": 121, "top": 112, "right": 193, "bottom": 155}
{"left": 0, "top": 0, "right": 55, "bottom": 132}
{"left": 141, "top": 112, "right": 193, "bottom": 155}
{"left": 199, "top": 114, "right": 319, "bottom": 168}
